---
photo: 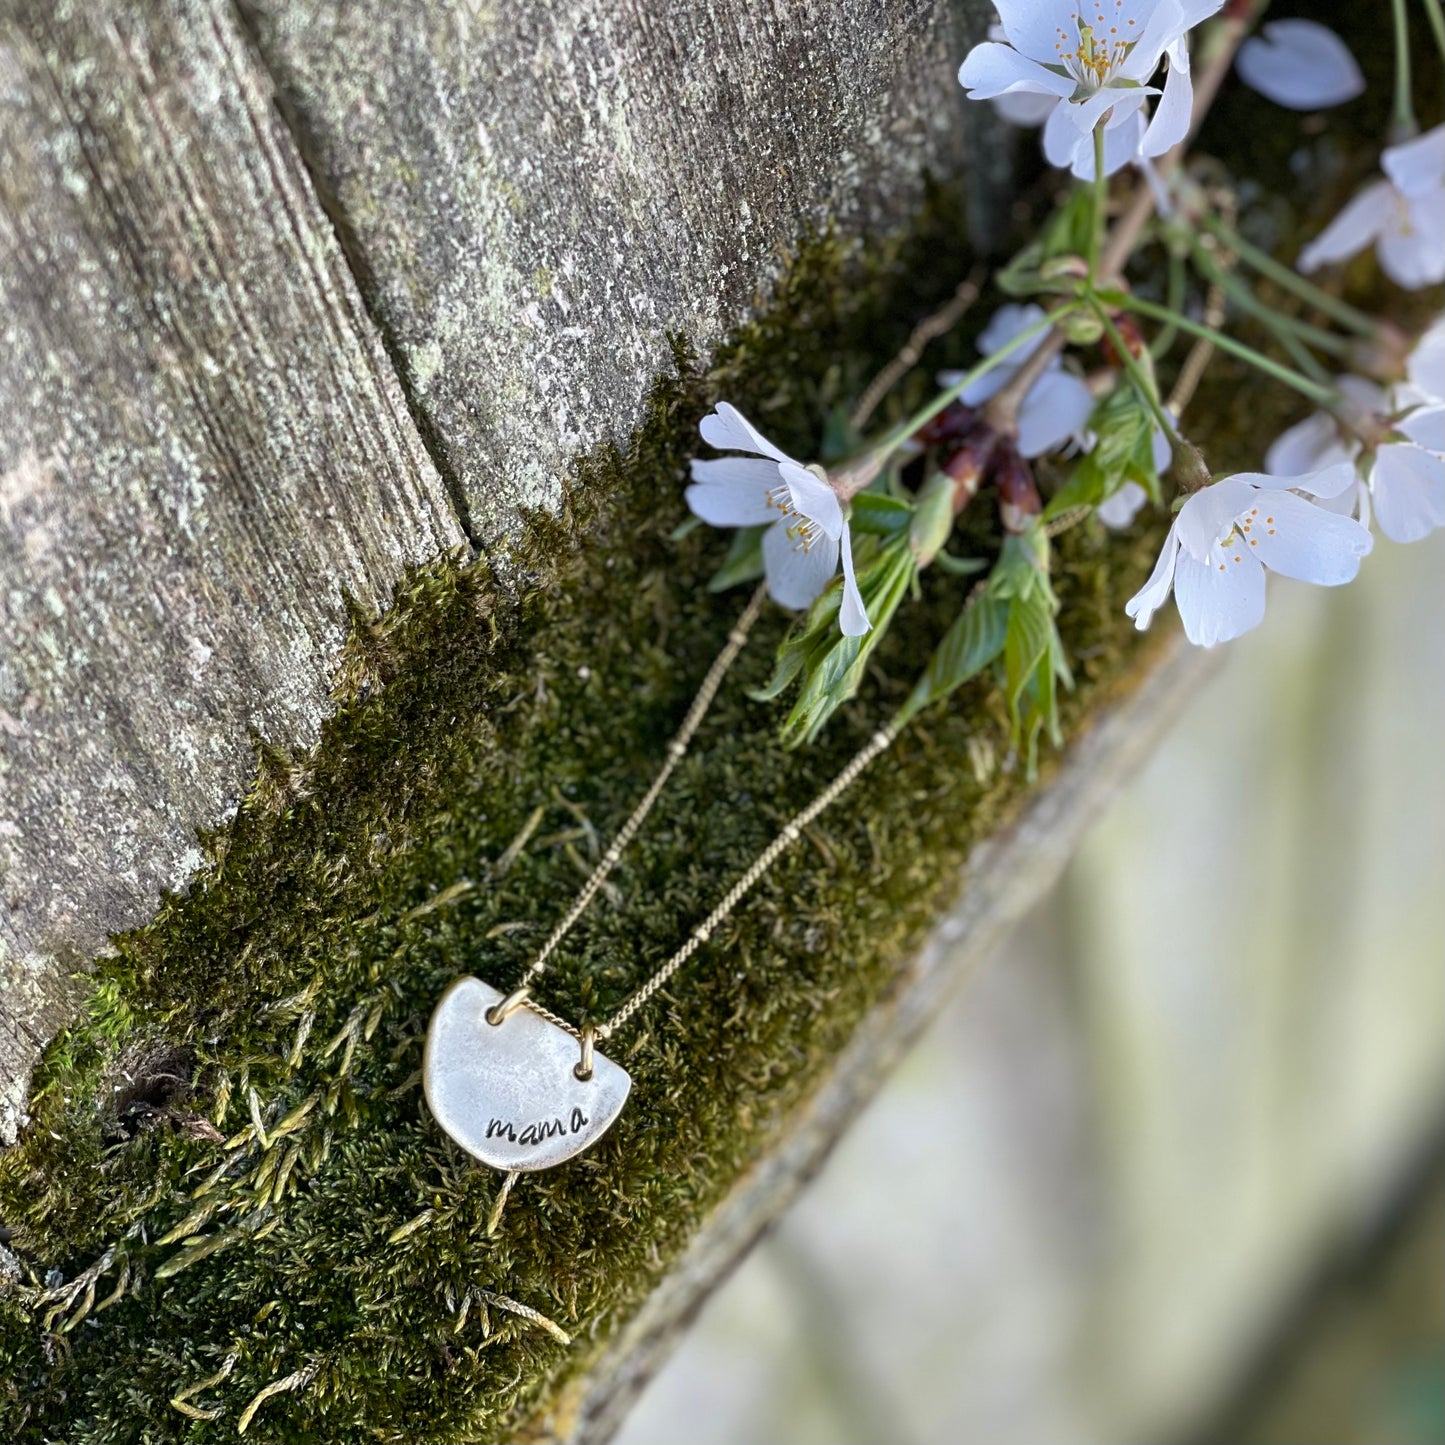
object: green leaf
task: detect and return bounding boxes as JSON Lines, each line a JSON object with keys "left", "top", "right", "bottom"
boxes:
{"left": 900, "top": 592, "right": 1009, "bottom": 722}
{"left": 933, "top": 551, "right": 988, "bottom": 577}
{"left": 849, "top": 490, "right": 914, "bottom": 537}
{"left": 758, "top": 536, "right": 916, "bottom": 747}
{"left": 1004, "top": 587, "right": 1053, "bottom": 729}
{"left": 997, "top": 188, "right": 1093, "bottom": 298}
{"left": 707, "top": 525, "right": 766, "bottom": 592}
{"left": 1044, "top": 381, "right": 1162, "bottom": 520}
{"left": 898, "top": 524, "right": 1070, "bottom": 776}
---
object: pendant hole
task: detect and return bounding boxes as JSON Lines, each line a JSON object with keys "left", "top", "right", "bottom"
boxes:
{"left": 573, "top": 1063, "right": 594, "bottom": 1082}
{"left": 486, "top": 986, "right": 532, "bottom": 1026}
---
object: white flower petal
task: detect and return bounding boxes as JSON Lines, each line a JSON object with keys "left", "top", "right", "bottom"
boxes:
{"left": 1174, "top": 547, "right": 1267, "bottom": 646}
{"left": 1117, "top": 0, "right": 1204, "bottom": 82}
{"left": 991, "top": 0, "right": 1104, "bottom": 65}
{"left": 1377, "top": 193, "right": 1445, "bottom": 288}
{"left": 837, "top": 521, "right": 870, "bottom": 636}
{"left": 1060, "top": 102, "right": 1149, "bottom": 181}
{"left": 978, "top": 303, "right": 1050, "bottom": 360}
{"left": 1237, "top": 462, "right": 1359, "bottom": 499}
{"left": 1382, "top": 124, "right": 1445, "bottom": 197}
{"left": 1405, "top": 319, "right": 1445, "bottom": 404}
{"left": 685, "top": 457, "right": 781, "bottom": 528}
{"left": 1235, "top": 21, "right": 1365, "bottom": 109}
{"left": 1338, "top": 373, "right": 1392, "bottom": 414}
{"left": 958, "top": 360, "right": 1018, "bottom": 407}
{"left": 1298, "top": 181, "right": 1392, "bottom": 273}
{"left": 1042, "top": 98, "right": 1090, "bottom": 172}
{"left": 778, "top": 460, "right": 843, "bottom": 539}
{"left": 688, "top": 455, "right": 779, "bottom": 488}
{"left": 1140, "top": 52, "right": 1193, "bottom": 158}
{"left": 1371, "top": 443, "right": 1445, "bottom": 542}
{"left": 959, "top": 42, "right": 1075, "bottom": 101}
{"left": 1097, "top": 481, "right": 1149, "bottom": 529}
{"left": 1152, "top": 421, "right": 1173, "bottom": 474}
{"left": 1315, "top": 475, "right": 1367, "bottom": 518}
{"left": 992, "top": 89, "right": 1060, "bottom": 127}
{"left": 1017, "top": 370, "right": 1096, "bottom": 457}
{"left": 698, "top": 402, "right": 793, "bottom": 463}
{"left": 1398, "top": 406, "right": 1445, "bottom": 453}
{"left": 1264, "top": 412, "right": 1353, "bottom": 476}
{"left": 1242, "top": 488, "right": 1372, "bottom": 584}
{"left": 1066, "top": 86, "right": 1136, "bottom": 136}
{"left": 1124, "top": 524, "right": 1181, "bottom": 630}
{"left": 1175, "top": 477, "right": 1256, "bottom": 558}
{"left": 762, "top": 519, "right": 839, "bottom": 610}
{"left": 1098, "top": 106, "right": 1151, "bottom": 178}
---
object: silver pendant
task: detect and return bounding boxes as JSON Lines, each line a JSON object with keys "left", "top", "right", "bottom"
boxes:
{"left": 423, "top": 977, "right": 631, "bottom": 1172}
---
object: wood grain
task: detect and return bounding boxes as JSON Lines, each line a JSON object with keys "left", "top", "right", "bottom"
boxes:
{"left": 0, "top": 0, "right": 465, "bottom": 1140}
{"left": 240, "top": 0, "right": 997, "bottom": 535}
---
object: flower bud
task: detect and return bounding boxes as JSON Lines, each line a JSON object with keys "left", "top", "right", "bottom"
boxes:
{"left": 908, "top": 470, "right": 958, "bottom": 568}
{"left": 993, "top": 444, "right": 1041, "bottom": 534}
{"left": 1099, "top": 314, "right": 1146, "bottom": 367}
{"left": 941, "top": 423, "right": 998, "bottom": 515}
{"left": 1062, "top": 311, "right": 1105, "bottom": 346}
{"left": 1171, "top": 438, "right": 1213, "bottom": 495}
{"left": 915, "top": 401, "right": 977, "bottom": 449}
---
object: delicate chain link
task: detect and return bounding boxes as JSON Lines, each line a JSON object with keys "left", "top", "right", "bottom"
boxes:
{"left": 513, "top": 582, "right": 765, "bottom": 1037}
{"left": 598, "top": 723, "right": 898, "bottom": 1038}
{"left": 518, "top": 581, "right": 767, "bottom": 996}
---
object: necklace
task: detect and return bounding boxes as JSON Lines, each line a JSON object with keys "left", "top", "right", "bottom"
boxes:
{"left": 422, "top": 581, "right": 897, "bottom": 1179}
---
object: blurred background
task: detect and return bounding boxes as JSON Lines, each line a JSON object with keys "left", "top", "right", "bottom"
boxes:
{"left": 617, "top": 536, "right": 1445, "bottom": 1445}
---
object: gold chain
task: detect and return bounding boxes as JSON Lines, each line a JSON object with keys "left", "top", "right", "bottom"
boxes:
{"left": 504, "top": 582, "right": 895, "bottom": 1043}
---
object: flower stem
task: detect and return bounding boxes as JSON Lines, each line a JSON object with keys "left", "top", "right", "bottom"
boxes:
{"left": 1102, "top": 291, "right": 1337, "bottom": 405}
{"left": 862, "top": 305, "right": 1077, "bottom": 469}
{"left": 1198, "top": 212, "right": 1379, "bottom": 337}
{"left": 1423, "top": 0, "right": 1445, "bottom": 64}
{"left": 1150, "top": 252, "right": 1187, "bottom": 361}
{"left": 1192, "top": 246, "right": 1353, "bottom": 360}
{"left": 1088, "top": 126, "right": 1107, "bottom": 279}
{"left": 1090, "top": 303, "right": 1179, "bottom": 443}
{"left": 1390, "top": 0, "right": 1418, "bottom": 140}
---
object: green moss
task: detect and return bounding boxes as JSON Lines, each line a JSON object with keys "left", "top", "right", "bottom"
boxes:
{"left": 2, "top": 19, "right": 1438, "bottom": 1433}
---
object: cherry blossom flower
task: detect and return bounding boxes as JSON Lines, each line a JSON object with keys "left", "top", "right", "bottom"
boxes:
{"left": 1266, "top": 374, "right": 1445, "bottom": 545}
{"left": 959, "top": 0, "right": 1224, "bottom": 179}
{"left": 939, "top": 304, "right": 1095, "bottom": 458}
{"left": 1125, "top": 465, "right": 1373, "bottom": 646}
{"left": 1299, "top": 125, "right": 1445, "bottom": 289}
{"left": 686, "top": 403, "right": 870, "bottom": 635}
{"left": 1235, "top": 20, "right": 1364, "bottom": 110}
